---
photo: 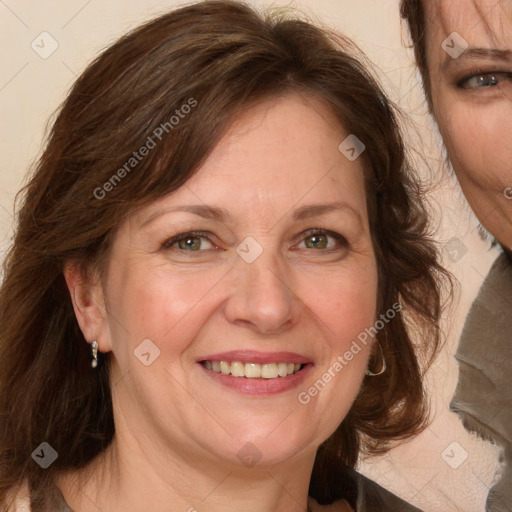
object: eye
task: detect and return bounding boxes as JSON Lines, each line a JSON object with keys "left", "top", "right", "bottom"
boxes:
{"left": 459, "top": 71, "right": 512, "bottom": 89}
{"left": 163, "top": 232, "right": 216, "bottom": 251}
{"left": 296, "top": 230, "right": 347, "bottom": 250}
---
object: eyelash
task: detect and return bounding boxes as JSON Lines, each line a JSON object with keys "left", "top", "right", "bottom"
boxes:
{"left": 457, "top": 69, "right": 512, "bottom": 89}
{"left": 161, "top": 230, "right": 216, "bottom": 251}
{"left": 161, "top": 229, "right": 348, "bottom": 252}
{"left": 294, "top": 229, "right": 348, "bottom": 251}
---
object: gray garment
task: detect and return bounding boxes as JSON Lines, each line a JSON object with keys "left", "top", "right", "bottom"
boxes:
{"left": 34, "top": 470, "right": 422, "bottom": 511}
{"left": 450, "top": 251, "right": 512, "bottom": 512}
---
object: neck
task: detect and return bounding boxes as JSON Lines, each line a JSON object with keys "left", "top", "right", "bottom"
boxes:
{"left": 57, "top": 431, "right": 316, "bottom": 512}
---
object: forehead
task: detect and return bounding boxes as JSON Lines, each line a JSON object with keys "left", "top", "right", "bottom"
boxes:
{"left": 425, "top": 0, "right": 512, "bottom": 44}
{"left": 423, "top": 0, "right": 512, "bottom": 72}
{"left": 185, "top": 93, "right": 366, "bottom": 201}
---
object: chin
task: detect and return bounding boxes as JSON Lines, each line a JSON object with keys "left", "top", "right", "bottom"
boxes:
{"left": 225, "top": 430, "right": 316, "bottom": 469}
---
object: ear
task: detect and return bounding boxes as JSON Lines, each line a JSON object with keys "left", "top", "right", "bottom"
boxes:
{"left": 63, "top": 261, "right": 111, "bottom": 352}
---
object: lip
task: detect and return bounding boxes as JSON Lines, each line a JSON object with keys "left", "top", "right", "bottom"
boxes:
{"left": 197, "top": 350, "right": 312, "bottom": 365}
{"left": 199, "top": 361, "right": 313, "bottom": 396}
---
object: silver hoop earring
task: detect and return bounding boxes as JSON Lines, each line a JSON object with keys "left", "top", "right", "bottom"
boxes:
{"left": 90, "top": 340, "right": 99, "bottom": 368}
{"left": 365, "top": 340, "right": 386, "bottom": 377}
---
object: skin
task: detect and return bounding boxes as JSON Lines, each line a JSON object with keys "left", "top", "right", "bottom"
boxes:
{"left": 423, "top": 0, "right": 512, "bottom": 251}
{"left": 61, "top": 93, "right": 376, "bottom": 512}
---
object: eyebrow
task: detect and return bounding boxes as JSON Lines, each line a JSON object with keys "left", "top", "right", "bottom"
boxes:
{"left": 139, "top": 201, "right": 364, "bottom": 229}
{"left": 139, "top": 204, "right": 231, "bottom": 228}
{"left": 292, "top": 202, "right": 363, "bottom": 225}
{"left": 443, "top": 47, "right": 512, "bottom": 71}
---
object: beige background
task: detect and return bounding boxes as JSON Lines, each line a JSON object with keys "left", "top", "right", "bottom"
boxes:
{"left": 0, "top": 1, "right": 502, "bottom": 510}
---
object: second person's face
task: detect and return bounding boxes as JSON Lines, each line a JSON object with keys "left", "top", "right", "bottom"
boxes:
{"left": 424, "top": 0, "right": 512, "bottom": 250}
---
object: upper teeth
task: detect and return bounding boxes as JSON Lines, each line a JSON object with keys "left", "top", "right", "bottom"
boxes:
{"left": 203, "top": 361, "right": 302, "bottom": 379}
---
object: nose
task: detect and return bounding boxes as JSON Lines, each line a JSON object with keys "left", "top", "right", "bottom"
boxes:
{"left": 224, "top": 252, "right": 299, "bottom": 335}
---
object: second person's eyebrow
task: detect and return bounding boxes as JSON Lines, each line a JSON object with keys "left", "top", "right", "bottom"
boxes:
{"left": 443, "top": 47, "right": 512, "bottom": 71}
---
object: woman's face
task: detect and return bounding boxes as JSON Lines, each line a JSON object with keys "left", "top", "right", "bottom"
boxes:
{"left": 96, "top": 93, "right": 378, "bottom": 469}
{"left": 423, "top": 0, "right": 512, "bottom": 250}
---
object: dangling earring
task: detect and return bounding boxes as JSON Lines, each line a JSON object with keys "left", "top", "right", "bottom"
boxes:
{"left": 366, "top": 338, "right": 386, "bottom": 377}
{"left": 91, "top": 340, "right": 99, "bottom": 368}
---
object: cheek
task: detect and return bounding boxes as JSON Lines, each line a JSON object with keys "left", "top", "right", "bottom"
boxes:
{"left": 299, "top": 265, "right": 378, "bottom": 351}
{"left": 440, "top": 119, "right": 477, "bottom": 176}
{"left": 106, "top": 262, "right": 226, "bottom": 356}
{"left": 435, "top": 101, "right": 512, "bottom": 185}
{"left": 296, "top": 275, "right": 377, "bottom": 427}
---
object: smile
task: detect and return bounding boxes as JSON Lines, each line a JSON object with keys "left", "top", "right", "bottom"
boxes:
{"left": 201, "top": 360, "right": 303, "bottom": 379}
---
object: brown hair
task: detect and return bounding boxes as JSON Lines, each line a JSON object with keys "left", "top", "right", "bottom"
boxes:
{"left": 0, "top": 0, "right": 449, "bottom": 507}
{"left": 400, "top": 0, "right": 432, "bottom": 108}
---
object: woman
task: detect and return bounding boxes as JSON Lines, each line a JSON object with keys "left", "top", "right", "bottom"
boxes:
{"left": 401, "top": 1, "right": 512, "bottom": 509}
{"left": 0, "top": 1, "right": 447, "bottom": 510}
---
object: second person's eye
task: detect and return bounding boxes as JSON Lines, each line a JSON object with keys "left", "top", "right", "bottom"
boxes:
{"left": 459, "top": 72, "right": 512, "bottom": 89}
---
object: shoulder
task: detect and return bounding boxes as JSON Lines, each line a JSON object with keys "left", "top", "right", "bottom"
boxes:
{"left": 5, "top": 480, "right": 31, "bottom": 512}
{"left": 483, "top": 250, "right": 512, "bottom": 291}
